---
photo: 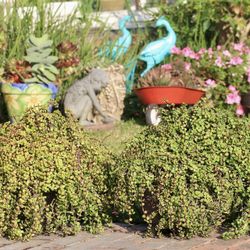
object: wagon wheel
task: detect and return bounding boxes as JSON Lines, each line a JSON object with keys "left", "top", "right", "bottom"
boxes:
{"left": 145, "top": 104, "right": 161, "bottom": 126}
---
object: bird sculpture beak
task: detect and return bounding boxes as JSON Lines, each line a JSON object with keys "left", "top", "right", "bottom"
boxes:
{"left": 127, "top": 16, "right": 132, "bottom": 21}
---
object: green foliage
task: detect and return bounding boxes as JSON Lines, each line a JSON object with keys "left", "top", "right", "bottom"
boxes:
{"left": 0, "top": 106, "right": 113, "bottom": 240}
{"left": 155, "top": 0, "right": 250, "bottom": 49}
{"left": 24, "top": 34, "right": 59, "bottom": 84}
{"left": 111, "top": 101, "right": 250, "bottom": 238}
{"left": 0, "top": 0, "right": 117, "bottom": 96}
{"left": 168, "top": 43, "right": 250, "bottom": 115}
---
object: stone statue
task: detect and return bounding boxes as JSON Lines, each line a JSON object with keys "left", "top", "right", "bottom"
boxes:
{"left": 93, "top": 64, "right": 126, "bottom": 124}
{"left": 64, "top": 68, "right": 115, "bottom": 126}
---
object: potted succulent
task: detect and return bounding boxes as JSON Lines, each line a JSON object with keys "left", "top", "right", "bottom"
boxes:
{"left": 55, "top": 40, "right": 80, "bottom": 85}
{"left": 0, "top": 34, "right": 58, "bottom": 122}
{"left": 134, "top": 60, "right": 206, "bottom": 125}
{"left": 135, "top": 59, "right": 206, "bottom": 105}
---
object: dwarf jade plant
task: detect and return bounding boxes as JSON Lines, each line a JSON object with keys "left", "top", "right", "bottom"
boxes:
{"left": 111, "top": 101, "right": 250, "bottom": 239}
{"left": 0, "top": 106, "right": 113, "bottom": 240}
{"left": 24, "top": 34, "right": 59, "bottom": 84}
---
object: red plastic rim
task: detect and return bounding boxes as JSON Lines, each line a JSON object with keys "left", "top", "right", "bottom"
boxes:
{"left": 134, "top": 86, "right": 205, "bottom": 105}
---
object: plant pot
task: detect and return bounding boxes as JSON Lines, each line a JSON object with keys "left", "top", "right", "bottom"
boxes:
{"left": 134, "top": 86, "right": 205, "bottom": 126}
{"left": 134, "top": 86, "right": 205, "bottom": 105}
{"left": 99, "top": 0, "right": 125, "bottom": 11}
{"left": 1, "top": 83, "right": 58, "bottom": 122}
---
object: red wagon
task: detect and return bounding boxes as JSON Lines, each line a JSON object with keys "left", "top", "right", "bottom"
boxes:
{"left": 134, "top": 86, "right": 206, "bottom": 125}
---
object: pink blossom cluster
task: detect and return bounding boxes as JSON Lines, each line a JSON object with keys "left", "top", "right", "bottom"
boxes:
{"left": 171, "top": 46, "right": 200, "bottom": 60}
{"left": 205, "top": 79, "right": 216, "bottom": 87}
{"left": 170, "top": 43, "right": 250, "bottom": 116}
{"left": 215, "top": 56, "right": 224, "bottom": 67}
{"left": 226, "top": 85, "right": 241, "bottom": 105}
{"left": 233, "top": 43, "right": 244, "bottom": 52}
{"left": 226, "top": 85, "right": 244, "bottom": 116}
{"left": 161, "top": 62, "right": 191, "bottom": 72}
{"left": 171, "top": 43, "right": 249, "bottom": 68}
{"left": 161, "top": 64, "right": 172, "bottom": 71}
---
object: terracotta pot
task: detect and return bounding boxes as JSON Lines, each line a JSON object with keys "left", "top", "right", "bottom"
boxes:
{"left": 134, "top": 86, "right": 205, "bottom": 105}
{"left": 1, "top": 83, "right": 57, "bottom": 122}
{"left": 99, "top": 0, "right": 125, "bottom": 11}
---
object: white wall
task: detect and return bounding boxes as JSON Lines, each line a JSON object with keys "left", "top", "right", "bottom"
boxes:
{"left": 0, "top": 1, "right": 159, "bottom": 30}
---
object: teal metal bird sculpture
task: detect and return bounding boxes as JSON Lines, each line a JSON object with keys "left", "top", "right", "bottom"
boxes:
{"left": 102, "top": 15, "right": 132, "bottom": 61}
{"left": 126, "top": 17, "right": 176, "bottom": 92}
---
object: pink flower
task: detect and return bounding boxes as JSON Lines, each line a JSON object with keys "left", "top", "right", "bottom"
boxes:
{"left": 192, "top": 53, "right": 200, "bottom": 60}
{"left": 198, "top": 48, "right": 206, "bottom": 55}
{"left": 229, "top": 56, "right": 243, "bottom": 65}
{"left": 217, "top": 45, "right": 222, "bottom": 50}
{"left": 184, "top": 62, "right": 191, "bottom": 71}
{"left": 233, "top": 43, "right": 244, "bottom": 52}
{"left": 205, "top": 79, "right": 216, "bottom": 87}
{"left": 182, "top": 47, "right": 194, "bottom": 57}
{"left": 228, "top": 85, "right": 237, "bottom": 92}
{"left": 171, "top": 46, "right": 182, "bottom": 55}
{"left": 182, "top": 48, "right": 200, "bottom": 60}
{"left": 244, "top": 46, "right": 250, "bottom": 54}
{"left": 226, "top": 91, "right": 241, "bottom": 105}
{"left": 236, "top": 104, "right": 244, "bottom": 116}
{"left": 161, "top": 64, "right": 172, "bottom": 70}
{"left": 222, "top": 50, "right": 231, "bottom": 57}
{"left": 215, "top": 56, "right": 223, "bottom": 67}
{"left": 207, "top": 48, "right": 213, "bottom": 58}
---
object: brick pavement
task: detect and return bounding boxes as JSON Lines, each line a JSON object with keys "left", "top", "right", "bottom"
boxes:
{"left": 0, "top": 223, "right": 249, "bottom": 250}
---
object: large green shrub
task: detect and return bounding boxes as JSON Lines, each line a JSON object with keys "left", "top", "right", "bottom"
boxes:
{"left": 156, "top": 0, "right": 250, "bottom": 49}
{"left": 0, "top": 107, "right": 112, "bottom": 240}
{"left": 111, "top": 102, "right": 250, "bottom": 239}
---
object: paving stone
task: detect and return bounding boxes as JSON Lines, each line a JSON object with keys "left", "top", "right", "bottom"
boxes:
{"left": 0, "top": 236, "right": 55, "bottom": 250}
{"left": 192, "top": 236, "right": 250, "bottom": 250}
{"left": 0, "top": 224, "right": 249, "bottom": 250}
{"left": 233, "top": 242, "right": 250, "bottom": 250}
{"left": 30, "top": 232, "right": 95, "bottom": 250}
{"left": 65, "top": 232, "right": 137, "bottom": 250}
{"left": 0, "top": 238, "right": 16, "bottom": 249}
{"left": 140, "top": 237, "right": 211, "bottom": 250}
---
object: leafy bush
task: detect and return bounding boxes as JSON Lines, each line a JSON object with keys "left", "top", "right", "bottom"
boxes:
{"left": 156, "top": 0, "right": 250, "bottom": 49}
{"left": 0, "top": 106, "right": 112, "bottom": 240}
{"left": 168, "top": 43, "right": 250, "bottom": 116}
{"left": 111, "top": 101, "right": 250, "bottom": 239}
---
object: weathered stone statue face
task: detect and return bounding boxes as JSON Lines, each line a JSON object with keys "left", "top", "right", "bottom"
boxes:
{"left": 89, "top": 69, "right": 110, "bottom": 91}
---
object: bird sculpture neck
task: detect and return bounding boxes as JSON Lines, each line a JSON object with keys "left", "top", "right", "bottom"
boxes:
{"left": 120, "top": 24, "right": 130, "bottom": 37}
{"left": 161, "top": 20, "right": 175, "bottom": 39}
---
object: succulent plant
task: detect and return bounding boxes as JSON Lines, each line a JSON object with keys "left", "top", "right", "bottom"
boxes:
{"left": 24, "top": 34, "right": 59, "bottom": 84}
{"left": 137, "top": 59, "right": 205, "bottom": 89}
{"left": 55, "top": 41, "right": 80, "bottom": 69}
{"left": 3, "top": 59, "right": 31, "bottom": 83}
{"left": 56, "top": 41, "right": 77, "bottom": 54}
